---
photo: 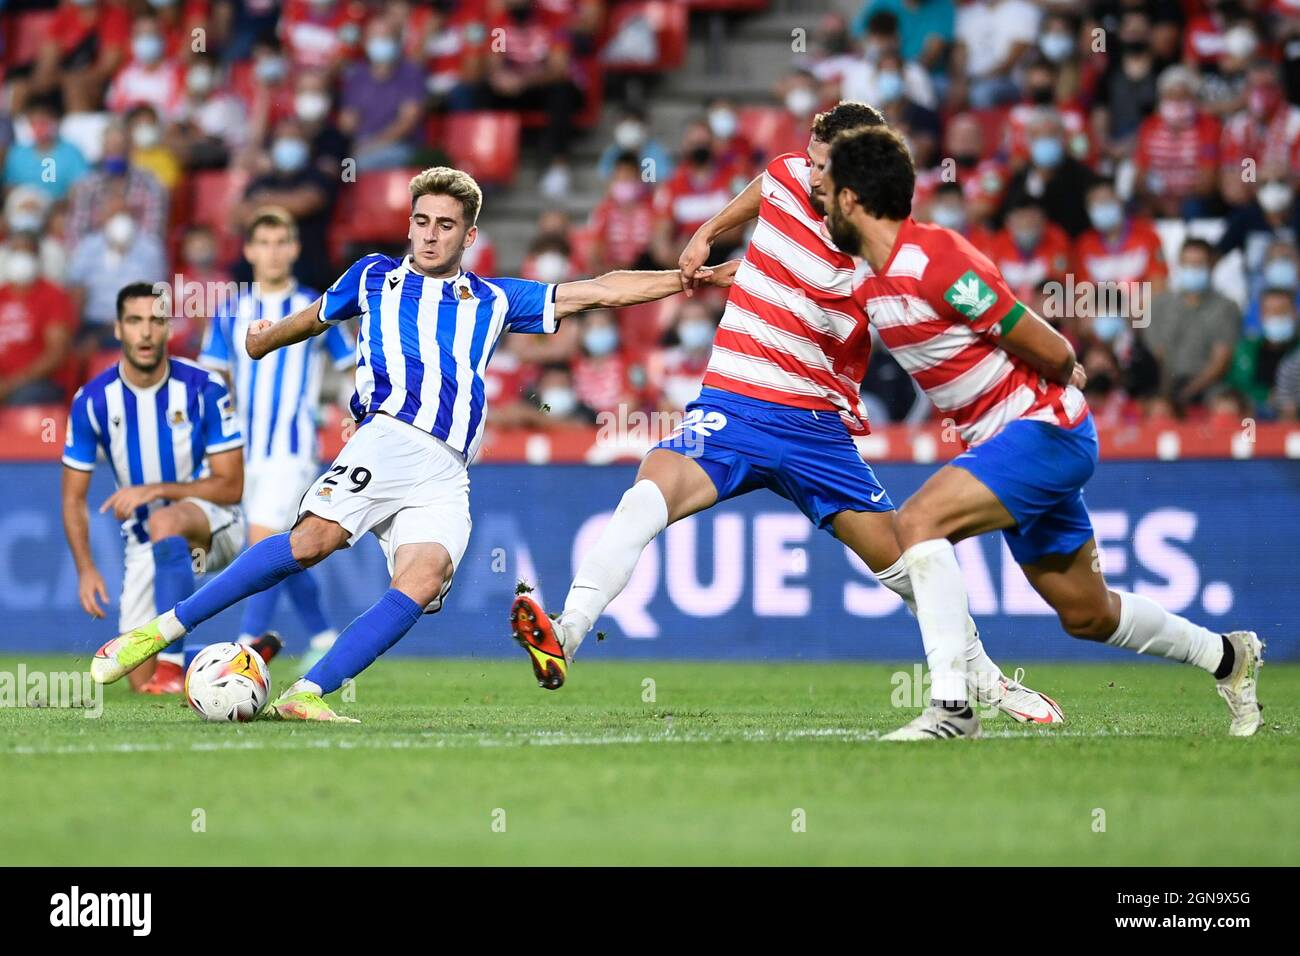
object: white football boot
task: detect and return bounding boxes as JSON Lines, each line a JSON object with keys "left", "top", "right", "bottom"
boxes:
{"left": 974, "top": 667, "right": 1066, "bottom": 724}
{"left": 1216, "top": 630, "right": 1264, "bottom": 737}
{"left": 882, "top": 706, "right": 982, "bottom": 741}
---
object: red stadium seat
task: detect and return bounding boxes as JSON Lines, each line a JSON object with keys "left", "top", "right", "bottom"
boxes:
{"left": 6, "top": 11, "right": 56, "bottom": 67}
{"left": 603, "top": 1, "right": 687, "bottom": 73}
{"left": 189, "top": 169, "right": 250, "bottom": 235}
{"left": 738, "top": 106, "right": 806, "bottom": 159}
{"left": 442, "top": 112, "right": 520, "bottom": 185}
{"left": 329, "top": 167, "right": 423, "bottom": 260}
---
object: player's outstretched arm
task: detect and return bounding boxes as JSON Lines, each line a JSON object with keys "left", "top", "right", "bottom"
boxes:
{"left": 994, "top": 304, "right": 1079, "bottom": 387}
{"left": 245, "top": 296, "right": 327, "bottom": 359}
{"left": 554, "top": 262, "right": 739, "bottom": 321}
{"left": 679, "top": 173, "right": 761, "bottom": 290}
{"left": 61, "top": 466, "right": 108, "bottom": 619}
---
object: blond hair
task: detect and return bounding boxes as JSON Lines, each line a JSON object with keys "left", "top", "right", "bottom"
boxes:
{"left": 408, "top": 166, "right": 482, "bottom": 225}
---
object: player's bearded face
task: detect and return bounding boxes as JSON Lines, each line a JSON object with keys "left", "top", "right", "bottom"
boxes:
{"left": 825, "top": 189, "right": 863, "bottom": 256}
{"left": 117, "top": 297, "right": 170, "bottom": 372}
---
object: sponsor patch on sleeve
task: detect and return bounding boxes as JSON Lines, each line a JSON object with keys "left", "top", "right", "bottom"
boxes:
{"left": 943, "top": 270, "right": 998, "bottom": 320}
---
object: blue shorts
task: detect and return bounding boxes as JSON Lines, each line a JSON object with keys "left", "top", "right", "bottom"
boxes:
{"left": 655, "top": 387, "right": 894, "bottom": 530}
{"left": 951, "top": 413, "right": 1098, "bottom": 565}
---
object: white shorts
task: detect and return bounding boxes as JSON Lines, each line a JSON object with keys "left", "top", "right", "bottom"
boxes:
{"left": 298, "top": 414, "right": 472, "bottom": 612}
{"left": 244, "top": 457, "right": 322, "bottom": 531}
{"left": 119, "top": 498, "right": 247, "bottom": 633}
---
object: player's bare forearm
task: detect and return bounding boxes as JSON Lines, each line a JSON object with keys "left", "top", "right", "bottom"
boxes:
{"left": 152, "top": 450, "right": 244, "bottom": 506}
{"left": 246, "top": 297, "right": 325, "bottom": 359}
{"left": 556, "top": 264, "right": 738, "bottom": 319}
{"left": 699, "top": 175, "right": 761, "bottom": 243}
{"left": 996, "top": 306, "right": 1076, "bottom": 385}
{"left": 60, "top": 468, "right": 96, "bottom": 574}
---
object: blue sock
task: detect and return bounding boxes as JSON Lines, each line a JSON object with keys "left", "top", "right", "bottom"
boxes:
{"left": 176, "top": 533, "right": 304, "bottom": 632}
{"left": 238, "top": 583, "right": 281, "bottom": 640}
{"left": 152, "top": 536, "right": 195, "bottom": 657}
{"left": 286, "top": 568, "right": 331, "bottom": 636}
{"left": 304, "top": 589, "right": 422, "bottom": 694}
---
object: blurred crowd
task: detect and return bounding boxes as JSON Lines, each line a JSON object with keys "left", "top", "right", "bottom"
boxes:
{"left": 1, "top": 0, "right": 1299, "bottom": 431}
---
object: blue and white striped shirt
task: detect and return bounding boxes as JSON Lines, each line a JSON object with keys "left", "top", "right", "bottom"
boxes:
{"left": 320, "top": 253, "right": 558, "bottom": 461}
{"left": 63, "top": 358, "right": 244, "bottom": 543}
{"left": 200, "top": 282, "right": 353, "bottom": 466}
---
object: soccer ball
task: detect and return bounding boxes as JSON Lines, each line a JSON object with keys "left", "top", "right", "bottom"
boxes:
{"left": 185, "top": 643, "right": 271, "bottom": 722}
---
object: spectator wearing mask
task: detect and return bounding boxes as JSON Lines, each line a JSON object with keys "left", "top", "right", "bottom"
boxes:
{"left": 404, "top": 0, "right": 490, "bottom": 102}
{"left": 293, "top": 71, "right": 351, "bottom": 179}
{"left": 338, "top": 18, "right": 428, "bottom": 171}
{"left": 572, "top": 309, "right": 644, "bottom": 417}
{"left": 171, "top": 224, "right": 228, "bottom": 359}
{"left": 920, "top": 112, "right": 1006, "bottom": 235}
{"left": 1227, "top": 288, "right": 1300, "bottom": 415}
{"left": 126, "top": 104, "right": 182, "bottom": 192}
{"left": 1244, "top": 242, "right": 1300, "bottom": 335}
{"left": 797, "top": 11, "right": 857, "bottom": 82}
{"left": 242, "top": 39, "right": 296, "bottom": 147}
{"left": 0, "top": 233, "right": 75, "bottom": 405}
{"left": 589, "top": 153, "right": 656, "bottom": 273}
{"left": 851, "top": 0, "right": 954, "bottom": 71}
{"left": 651, "top": 121, "right": 744, "bottom": 269}
{"left": 532, "top": 363, "right": 597, "bottom": 428}
{"left": 65, "top": 202, "right": 167, "bottom": 350}
{"left": 67, "top": 122, "right": 169, "bottom": 243}
{"left": 151, "top": 0, "right": 217, "bottom": 63}
{"left": 1199, "top": 21, "right": 1257, "bottom": 119}
{"left": 3, "top": 100, "right": 91, "bottom": 202}
{"left": 521, "top": 235, "right": 577, "bottom": 286}
{"left": 1220, "top": 63, "right": 1300, "bottom": 208}
{"left": 1143, "top": 238, "right": 1242, "bottom": 411}
{"left": 1, "top": 187, "right": 69, "bottom": 283}
{"left": 1005, "top": 58, "right": 1092, "bottom": 166}
{"left": 952, "top": 0, "right": 1040, "bottom": 108}
{"left": 924, "top": 182, "right": 994, "bottom": 249}
{"left": 280, "top": 0, "right": 367, "bottom": 73}
{"left": 1076, "top": 335, "right": 1142, "bottom": 430}
{"left": 1003, "top": 108, "right": 1096, "bottom": 238}
{"left": 1098, "top": 14, "right": 1159, "bottom": 150}
{"left": 1072, "top": 179, "right": 1168, "bottom": 295}
{"left": 235, "top": 118, "right": 335, "bottom": 290}
{"left": 106, "top": 16, "right": 185, "bottom": 118}
{"left": 837, "top": 11, "right": 937, "bottom": 112}
{"left": 1216, "top": 179, "right": 1300, "bottom": 285}
{"left": 705, "top": 98, "right": 758, "bottom": 176}
{"left": 872, "top": 51, "right": 941, "bottom": 166}
{"left": 22, "top": 0, "right": 132, "bottom": 114}
{"left": 986, "top": 196, "right": 1071, "bottom": 315}
{"left": 172, "top": 56, "right": 249, "bottom": 167}
{"left": 649, "top": 299, "right": 718, "bottom": 413}
{"left": 597, "top": 105, "right": 673, "bottom": 183}
{"left": 1134, "top": 66, "right": 1221, "bottom": 219}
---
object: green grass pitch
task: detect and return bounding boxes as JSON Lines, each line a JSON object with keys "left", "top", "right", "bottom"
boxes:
{"left": 1, "top": 655, "right": 1295, "bottom": 866}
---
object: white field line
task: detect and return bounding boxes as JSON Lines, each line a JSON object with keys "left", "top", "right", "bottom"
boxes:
{"left": 0, "top": 726, "right": 1159, "bottom": 756}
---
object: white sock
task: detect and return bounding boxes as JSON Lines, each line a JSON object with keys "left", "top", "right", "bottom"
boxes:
{"left": 236, "top": 633, "right": 256, "bottom": 646}
{"left": 286, "top": 677, "right": 322, "bottom": 697}
{"left": 876, "top": 556, "right": 1004, "bottom": 696}
{"left": 1105, "top": 591, "right": 1224, "bottom": 674}
{"left": 309, "top": 629, "right": 338, "bottom": 650}
{"left": 158, "top": 608, "right": 187, "bottom": 643}
{"left": 158, "top": 651, "right": 184, "bottom": 667}
{"left": 559, "top": 479, "right": 669, "bottom": 657}
{"left": 901, "top": 539, "right": 970, "bottom": 705}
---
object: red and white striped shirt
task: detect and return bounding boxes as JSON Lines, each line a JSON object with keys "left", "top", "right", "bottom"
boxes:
{"left": 701, "top": 153, "right": 874, "bottom": 433}
{"left": 858, "top": 218, "right": 1087, "bottom": 447}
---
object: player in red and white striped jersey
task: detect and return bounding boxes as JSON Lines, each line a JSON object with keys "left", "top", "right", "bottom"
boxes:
{"left": 823, "top": 126, "right": 1263, "bottom": 740}
{"left": 510, "top": 103, "right": 1062, "bottom": 726}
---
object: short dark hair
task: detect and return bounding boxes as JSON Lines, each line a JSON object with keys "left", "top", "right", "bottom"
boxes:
{"left": 811, "top": 100, "right": 886, "bottom": 144}
{"left": 116, "top": 281, "right": 160, "bottom": 320}
{"left": 1181, "top": 237, "right": 1214, "bottom": 259}
{"left": 246, "top": 206, "right": 298, "bottom": 242}
{"left": 827, "top": 126, "right": 914, "bottom": 221}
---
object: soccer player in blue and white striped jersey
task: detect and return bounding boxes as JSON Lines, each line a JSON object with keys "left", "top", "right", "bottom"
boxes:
{"left": 63, "top": 283, "right": 247, "bottom": 693}
{"left": 90, "top": 166, "right": 736, "bottom": 720}
{"left": 200, "top": 209, "right": 353, "bottom": 665}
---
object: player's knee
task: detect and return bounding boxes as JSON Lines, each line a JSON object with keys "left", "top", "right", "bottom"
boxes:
{"left": 894, "top": 503, "right": 938, "bottom": 548}
{"left": 289, "top": 519, "right": 344, "bottom": 567}
{"left": 1058, "top": 600, "right": 1119, "bottom": 642}
{"left": 147, "top": 507, "right": 184, "bottom": 542}
{"left": 391, "top": 553, "right": 452, "bottom": 608}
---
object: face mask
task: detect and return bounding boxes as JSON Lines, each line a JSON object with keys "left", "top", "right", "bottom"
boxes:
{"left": 1263, "top": 258, "right": 1298, "bottom": 289}
{"left": 271, "top": 137, "right": 309, "bottom": 173}
{"left": 1011, "top": 226, "right": 1041, "bottom": 251}
{"left": 1159, "top": 100, "right": 1195, "bottom": 126}
{"left": 1028, "top": 85, "right": 1055, "bottom": 106}
{"left": 610, "top": 180, "right": 641, "bottom": 204}
{"left": 583, "top": 326, "right": 619, "bottom": 357}
{"left": 876, "top": 71, "right": 904, "bottom": 104}
{"left": 1087, "top": 372, "right": 1116, "bottom": 394}
{"left": 1177, "top": 264, "right": 1210, "bottom": 294}
{"left": 687, "top": 144, "right": 712, "bottom": 166}
{"left": 533, "top": 251, "right": 568, "bottom": 284}
{"left": 861, "top": 42, "right": 884, "bottom": 64}
{"left": 1040, "top": 32, "right": 1073, "bottom": 63}
{"left": 1089, "top": 201, "right": 1123, "bottom": 232}
{"left": 255, "top": 57, "right": 286, "bottom": 83}
{"left": 1029, "top": 136, "right": 1063, "bottom": 169}
{"left": 678, "top": 321, "right": 714, "bottom": 351}
{"left": 186, "top": 66, "right": 214, "bottom": 95}
{"left": 1092, "top": 314, "right": 1125, "bottom": 342}
{"left": 7, "top": 210, "right": 44, "bottom": 233}
{"left": 105, "top": 213, "right": 136, "bottom": 247}
{"left": 1225, "top": 27, "right": 1258, "bottom": 61}
{"left": 930, "top": 203, "right": 966, "bottom": 231}
{"left": 102, "top": 155, "right": 129, "bottom": 176}
{"left": 367, "top": 37, "right": 399, "bottom": 65}
{"left": 1262, "top": 316, "right": 1297, "bottom": 343}
{"left": 708, "top": 109, "right": 737, "bottom": 140}
{"left": 785, "top": 87, "right": 818, "bottom": 117}
{"left": 1258, "top": 182, "right": 1293, "bottom": 214}
{"left": 613, "top": 121, "right": 645, "bottom": 150}
{"left": 541, "top": 387, "right": 576, "bottom": 417}
{"left": 295, "top": 91, "right": 331, "bottom": 123}
{"left": 5, "top": 251, "right": 38, "bottom": 286}
{"left": 186, "top": 245, "right": 216, "bottom": 269}
{"left": 131, "top": 123, "right": 161, "bottom": 149}
{"left": 133, "top": 34, "right": 164, "bottom": 65}
{"left": 148, "top": 0, "right": 178, "bottom": 7}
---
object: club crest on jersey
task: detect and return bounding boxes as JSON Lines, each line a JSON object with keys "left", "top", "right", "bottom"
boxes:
{"left": 169, "top": 409, "right": 186, "bottom": 426}
{"left": 457, "top": 284, "right": 472, "bottom": 300}
{"left": 944, "top": 271, "right": 998, "bottom": 320}
{"left": 316, "top": 485, "right": 333, "bottom": 501}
